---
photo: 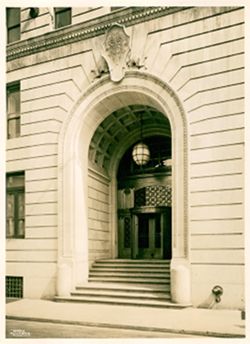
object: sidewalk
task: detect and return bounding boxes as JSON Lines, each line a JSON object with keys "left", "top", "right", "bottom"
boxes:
{"left": 6, "top": 299, "right": 245, "bottom": 338}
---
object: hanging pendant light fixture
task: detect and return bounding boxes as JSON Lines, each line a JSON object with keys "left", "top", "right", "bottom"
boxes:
{"left": 132, "top": 113, "right": 150, "bottom": 166}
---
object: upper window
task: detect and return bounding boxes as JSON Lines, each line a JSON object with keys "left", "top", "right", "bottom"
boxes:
{"left": 111, "top": 7, "right": 124, "bottom": 11}
{"left": 7, "top": 8, "right": 20, "bottom": 43}
{"left": 7, "top": 82, "right": 20, "bottom": 139}
{"left": 54, "top": 8, "right": 71, "bottom": 29}
{"left": 6, "top": 173, "right": 25, "bottom": 239}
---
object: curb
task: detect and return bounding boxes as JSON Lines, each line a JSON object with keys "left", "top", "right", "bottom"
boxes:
{"left": 6, "top": 315, "right": 245, "bottom": 338}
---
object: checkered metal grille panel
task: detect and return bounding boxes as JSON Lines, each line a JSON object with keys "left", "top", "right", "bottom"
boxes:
{"left": 135, "top": 185, "right": 172, "bottom": 207}
{"left": 146, "top": 185, "right": 172, "bottom": 206}
{"left": 6, "top": 276, "right": 23, "bottom": 298}
{"left": 124, "top": 216, "right": 131, "bottom": 248}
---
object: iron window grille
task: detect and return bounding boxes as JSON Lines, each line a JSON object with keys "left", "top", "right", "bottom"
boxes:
{"left": 6, "top": 276, "right": 23, "bottom": 298}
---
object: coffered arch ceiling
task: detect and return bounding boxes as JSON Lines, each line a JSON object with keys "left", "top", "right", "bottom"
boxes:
{"left": 89, "top": 104, "right": 171, "bottom": 175}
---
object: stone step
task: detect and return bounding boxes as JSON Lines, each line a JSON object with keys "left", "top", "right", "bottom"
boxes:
{"left": 91, "top": 264, "right": 170, "bottom": 271}
{"left": 90, "top": 267, "right": 170, "bottom": 273}
{"left": 55, "top": 295, "right": 188, "bottom": 309}
{"left": 76, "top": 282, "right": 170, "bottom": 292}
{"left": 71, "top": 290, "right": 171, "bottom": 301}
{"left": 89, "top": 272, "right": 170, "bottom": 279}
{"left": 88, "top": 277, "right": 170, "bottom": 284}
{"left": 95, "top": 259, "right": 170, "bottom": 265}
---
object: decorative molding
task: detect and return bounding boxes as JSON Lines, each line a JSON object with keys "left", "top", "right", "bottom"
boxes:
{"left": 7, "top": 7, "right": 186, "bottom": 61}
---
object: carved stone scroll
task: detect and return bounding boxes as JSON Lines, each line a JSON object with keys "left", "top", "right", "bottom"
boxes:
{"left": 102, "top": 24, "right": 130, "bottom": 82}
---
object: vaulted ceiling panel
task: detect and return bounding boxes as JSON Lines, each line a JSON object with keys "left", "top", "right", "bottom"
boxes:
{"left": 89, "top": 104, "right": 171, "bottom": 174}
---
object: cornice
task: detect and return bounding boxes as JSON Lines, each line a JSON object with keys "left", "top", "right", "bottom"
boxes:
{"left": 7, "top": 7, "right": 188, "bottom": 61}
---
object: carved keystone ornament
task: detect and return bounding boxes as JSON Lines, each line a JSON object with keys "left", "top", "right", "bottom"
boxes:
{"left": 102, "top": 24, "right": 130, "bottom": 82}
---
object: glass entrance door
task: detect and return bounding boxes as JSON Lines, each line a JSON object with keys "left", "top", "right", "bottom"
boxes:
{"left": 118, "top": 208, "right": 171, "bottom": 259}
{"left": 137, "top": 213, "right": 162, "bottom": 259}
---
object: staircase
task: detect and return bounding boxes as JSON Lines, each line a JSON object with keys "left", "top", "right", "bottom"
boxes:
{"left": 55, "top": 259, "right": 187, "bottom": 308}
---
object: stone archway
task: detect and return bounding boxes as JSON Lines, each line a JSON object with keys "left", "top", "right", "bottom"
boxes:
{"left": 57, "top": 71, "right": 190, "bottom": 303}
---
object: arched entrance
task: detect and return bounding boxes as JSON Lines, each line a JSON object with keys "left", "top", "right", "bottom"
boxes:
{"left": 89, "top": 104, "right": 173, "bottom": 262}
{"left": 57, "top": 72, "right": 190, "bottom": 303}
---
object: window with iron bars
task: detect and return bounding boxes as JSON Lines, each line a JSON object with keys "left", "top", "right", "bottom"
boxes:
{"left": 6, "top": 276, "right": 23, "bottom": 298}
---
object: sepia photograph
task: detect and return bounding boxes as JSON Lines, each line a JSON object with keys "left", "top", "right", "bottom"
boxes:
{"left": 2, "top": 0, "right": 249, "bottom": 342}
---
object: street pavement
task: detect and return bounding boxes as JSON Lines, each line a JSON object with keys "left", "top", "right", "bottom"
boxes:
{"left": 6, "top": 298, "right": 245, "bottom": 338}
{"left": 6, "top": 319, "right": 202, "bottom": 338}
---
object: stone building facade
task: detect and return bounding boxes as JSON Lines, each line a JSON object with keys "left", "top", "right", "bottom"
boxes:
{"left": 6, "top": 6, "right": 244, "bottom": 309}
